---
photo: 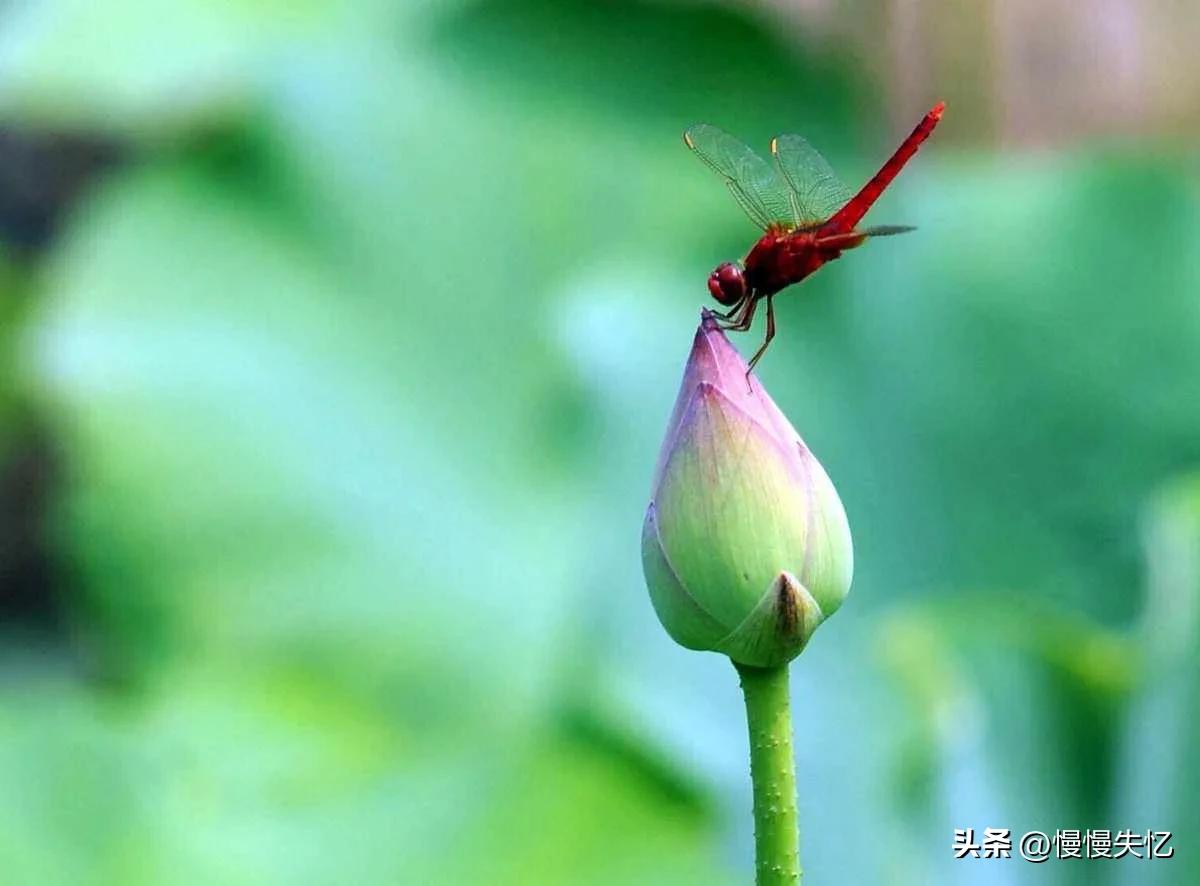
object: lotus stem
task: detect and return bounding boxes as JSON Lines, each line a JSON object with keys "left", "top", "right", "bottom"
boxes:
{"left": 735, "top": 661, "right": 800, "bottom": 885}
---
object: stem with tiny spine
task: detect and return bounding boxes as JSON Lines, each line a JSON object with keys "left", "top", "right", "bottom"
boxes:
{"left": 735, "top": 661, "right": 800, "bottom": 885}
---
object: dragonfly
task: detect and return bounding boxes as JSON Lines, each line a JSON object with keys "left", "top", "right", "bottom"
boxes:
{"left": 684, "top": 101, "right": 944, "bottom": 370}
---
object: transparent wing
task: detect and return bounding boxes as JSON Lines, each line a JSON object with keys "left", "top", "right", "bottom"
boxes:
{"left": 684, "top": 124, "right": 798, "bottom": 230}
{"left": 770, "top": 134, "right": 854, "bottom": 226}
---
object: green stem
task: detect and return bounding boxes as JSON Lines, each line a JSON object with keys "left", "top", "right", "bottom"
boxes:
{"left": 735, "top": 661, "right": 800, "bottom": 885}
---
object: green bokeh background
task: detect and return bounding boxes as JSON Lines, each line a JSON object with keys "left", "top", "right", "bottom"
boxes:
{"left": 0, "top": 1, "right": 1197, "bottom": 884}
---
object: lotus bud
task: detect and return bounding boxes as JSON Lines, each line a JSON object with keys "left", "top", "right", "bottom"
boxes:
{"left": 642, "top": 310, "right": 853, "bottom": 667}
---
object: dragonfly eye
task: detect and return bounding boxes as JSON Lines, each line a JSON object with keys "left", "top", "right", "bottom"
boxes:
{"left": 708, "top": 262, "right": 746, "bottom": 306}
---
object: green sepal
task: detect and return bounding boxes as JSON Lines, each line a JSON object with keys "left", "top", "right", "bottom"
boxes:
{"left": 716, "top": 571, "right": 825, "bottom": 667}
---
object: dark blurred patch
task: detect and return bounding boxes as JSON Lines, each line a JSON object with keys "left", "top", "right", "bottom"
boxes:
{"left": 0, "top": 418, "right": 67, "bottom": 632}
{"left": 1041, "top": 662, "right": 1121, "bottom": 826}
{"left": 0, "top": 127, "right": 123, "bottom": 640}
{"left": 0, "top": 128, "right": 125, "bottom": 259}
{"left": 556, "top": 698, "right": 712, "bottom": 817}
{"left": 428, "top": 0, "right": 865, "bottom": 145}
{"left": 175, "top": 116, "right": 345, "bottom": 264}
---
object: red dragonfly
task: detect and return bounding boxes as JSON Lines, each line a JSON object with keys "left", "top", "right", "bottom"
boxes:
{"left": 684, "top": 102, "right": 944, "bottom": 369}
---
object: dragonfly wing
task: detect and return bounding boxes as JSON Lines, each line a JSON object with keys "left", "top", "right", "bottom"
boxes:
{"left": 684, "top": 123, "right": 798, "bottom": 230}
{"left": 770, "top": 134, "right": 854, "bottom": 226}
{"left": 858, "top": 224, "right": 916, "bottom": 236}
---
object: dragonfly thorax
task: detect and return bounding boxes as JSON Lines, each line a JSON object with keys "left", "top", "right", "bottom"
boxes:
{"left": 707, "top": 261, "right": 747, "bottom": 306}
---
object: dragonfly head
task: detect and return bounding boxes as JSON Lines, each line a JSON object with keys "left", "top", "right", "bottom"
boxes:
{"left": 708, "top": 261, "right": 747, "bottom": 306}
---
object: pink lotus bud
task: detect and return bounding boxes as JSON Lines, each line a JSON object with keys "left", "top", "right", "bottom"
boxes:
{"left": 642, "top": 310, "right": 853, "bottom": 666}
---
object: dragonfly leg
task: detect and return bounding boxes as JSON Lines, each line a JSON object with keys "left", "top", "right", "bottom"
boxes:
{"left": 715, "top": 295, "right": 753, "bottom": 328}
{"left": 733, "top": 295, "right": 759, "bottom": 332}
{"left": 746, "top": 296, "right": 776, "bottom": 374}
{"left": 719, "top": 296, "right": 758, "bottom": 332}
{"left": 714, "top": 300, "right": 744, "bottom": 321}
